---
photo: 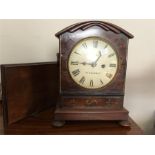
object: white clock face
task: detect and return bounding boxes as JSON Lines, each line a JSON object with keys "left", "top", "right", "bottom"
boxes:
{"left": 68, "top": 37, "right": 118, "bottom": 89}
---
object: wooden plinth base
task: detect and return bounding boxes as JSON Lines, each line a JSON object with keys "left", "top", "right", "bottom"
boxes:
{"left": 53, "top": 108, "right": 129, "bottom": 127}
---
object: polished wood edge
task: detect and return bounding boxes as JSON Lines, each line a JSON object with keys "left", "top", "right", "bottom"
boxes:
{"left": 1, "top": 65, "right": 8, "bottom": 128}
{"left": 54, "top": 108, "right": 129, "bottom": 121}
{"left": 1, "top": 61, "right": 57, "bottom": 68}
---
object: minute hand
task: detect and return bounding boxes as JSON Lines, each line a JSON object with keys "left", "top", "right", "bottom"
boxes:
{"left": 92, "top": 51, "right": 102, "bottom": 67}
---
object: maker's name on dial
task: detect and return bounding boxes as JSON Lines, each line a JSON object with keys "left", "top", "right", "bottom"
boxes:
{"left": 85, "top": 72, "right": 100, "bottom": 74}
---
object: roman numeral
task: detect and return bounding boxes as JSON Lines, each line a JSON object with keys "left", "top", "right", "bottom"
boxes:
{"left": 71, "top": 61, "right": 78, "bottom": 65}
{"left": 72, "top": 69, "right": 80, "bottom": 76}
{"left": 82, "top": 43, "right": 87, "bottom": 48}
{"left": 90, "top": 80, "right": 93, "bottom": 87}
{"left": 106, "top": 73, "right": 113, "bottom": 79}
{"left": 74, "top": 51, "right": 80, "bottom": 55}
{"left": 79, "top": 76, "right": 85, "bottom": 84}
{"left": 109, "top": 63, "right": 116, "bottom": 67}
{"left": 108, "top": 53, "right": 115, "bottom": 58}
{"left": 93, "top": 40, "right": 98, "bottom": 48}
{"left": 100, "top": 79, "right": 103, "bottom": 84}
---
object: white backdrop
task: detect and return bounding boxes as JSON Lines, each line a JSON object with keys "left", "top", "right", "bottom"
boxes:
{"left": 0, "top": 19, "right": 155, "bottom": 134}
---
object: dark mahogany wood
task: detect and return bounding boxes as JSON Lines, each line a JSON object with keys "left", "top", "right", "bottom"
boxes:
{"left": 54, "top": 108, "right": 129, "bottom": 121}
{"left": 55, "top": 21, "right": 134, "bottom": 38}
{"left": 0, "top": 102, "right": 3, "bottom": 134}
{"left": 1, "top": 62, "right": 58, "bottom": 127}
{"left": 0, "top": 102, "right": 143, "bottom": 135}
{"left": 54, "top": 21, "right": 134, "bottom": 124}
{"left": 60, "top": 96, "right": 123, "bottom": 110}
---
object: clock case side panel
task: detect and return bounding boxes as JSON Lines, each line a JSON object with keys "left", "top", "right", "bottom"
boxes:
{"left": 59, "top": 26, "right": 129, "bottom": 96}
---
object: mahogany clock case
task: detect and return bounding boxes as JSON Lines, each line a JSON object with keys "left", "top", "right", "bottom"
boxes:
{"left": 55, "top": 21, "right": 134, "bottom": 118}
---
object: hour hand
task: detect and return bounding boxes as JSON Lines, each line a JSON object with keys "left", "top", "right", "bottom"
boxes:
{"left": 71, "top": 61, "right": 92, "bottom": 66}
{"left": 80, "top": 62, "right": 92, "bottom": 66}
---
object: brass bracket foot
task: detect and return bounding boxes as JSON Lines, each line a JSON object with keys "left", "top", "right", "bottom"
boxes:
{"left": 119, "top": 120, "right": 130, "bottom": 127}
{"left": 52, "top": 120, "right": 66, "bottom": 127}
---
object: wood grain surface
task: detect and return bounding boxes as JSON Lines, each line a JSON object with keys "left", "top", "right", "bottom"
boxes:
{"left": 1, "top": 62, "right": 58, "bottom": 127}
{"left": 0, "top": 102, "right": 143, "bottom": 135}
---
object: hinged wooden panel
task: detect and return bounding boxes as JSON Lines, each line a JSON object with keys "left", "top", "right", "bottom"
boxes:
{"left": 1, "top": 62, "right": 58, "bottom": 127}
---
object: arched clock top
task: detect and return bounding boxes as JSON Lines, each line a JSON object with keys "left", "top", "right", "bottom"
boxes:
{"left": 55, "top": 21, "right": 134, "bottom": 39}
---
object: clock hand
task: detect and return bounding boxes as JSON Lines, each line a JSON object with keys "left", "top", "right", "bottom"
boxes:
{"left": 91, "top": 51, "right": 102, "bottom": 67}
{"left": 80, "top": 62, "right": 92, "bottom": 66}
{"left": 79, "top": 51, "right": 102, "bottom": 67}
{"left": 95, "top": 51, "right": 102, "bottom": 63}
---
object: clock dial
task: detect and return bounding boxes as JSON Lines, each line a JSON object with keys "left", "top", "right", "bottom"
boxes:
{"left": 68, "top": 37, "right": 118, "bottom": 89}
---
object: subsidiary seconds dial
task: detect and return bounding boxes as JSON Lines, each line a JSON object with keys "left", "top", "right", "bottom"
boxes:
{"left": 68, "top": 37, "right": 118, "bottom": 89}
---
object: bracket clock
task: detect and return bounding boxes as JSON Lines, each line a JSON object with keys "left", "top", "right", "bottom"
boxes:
{"left": 53, "top": 21, "right": 134, "bottom": 127}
